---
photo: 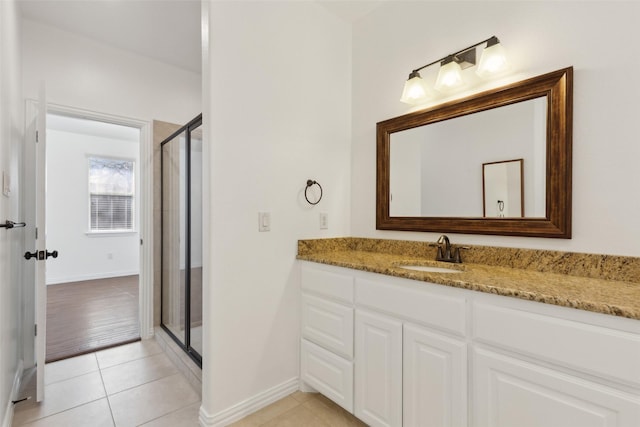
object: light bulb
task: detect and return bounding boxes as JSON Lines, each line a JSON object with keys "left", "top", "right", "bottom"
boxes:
{"left": 476, "top": 40, "right": 510, "bottom": 78}
{"left": 400, "top": 72, "right": 431, "bottom": 105}
{"left": 434, "top": 59, "right": 464, "bottom": 92}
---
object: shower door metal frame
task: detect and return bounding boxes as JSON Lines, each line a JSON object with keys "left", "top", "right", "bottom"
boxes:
{"left": 160, "top": 113, "right": 203, "bottom": 367}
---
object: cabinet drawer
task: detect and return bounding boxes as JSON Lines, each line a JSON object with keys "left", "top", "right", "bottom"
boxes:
{"left": 473, "top": 303, "right": 640, "bottom": 387}
{"left": 301, "top": 264, "right": 354, "bottom": 304}
{"left": 302, "top": 294, "right": 354, "bottom": 359}
{"left": 356, "top": 277, "right": 466, "bottom": 336}
{"left": 301, "top": 339, "right": 354, "bottom": 413}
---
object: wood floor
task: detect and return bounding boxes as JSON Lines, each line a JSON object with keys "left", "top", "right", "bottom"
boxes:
{"left": 46, "top": 275, "right": 140, "bottom": 363}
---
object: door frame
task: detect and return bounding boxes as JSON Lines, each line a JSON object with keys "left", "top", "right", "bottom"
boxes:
{"left": 23, "top": 100, "right": 154, "bottom": 369}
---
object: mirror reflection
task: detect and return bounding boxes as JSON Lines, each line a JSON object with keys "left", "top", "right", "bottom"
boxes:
{"left": 389, "top": 97, "right": 546, "bottom": 218}
{"left": 482, "top": 159, "right": 524, "bottom": 218}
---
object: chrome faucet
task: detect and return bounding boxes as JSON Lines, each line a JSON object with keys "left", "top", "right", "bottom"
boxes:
{"left": 434, "top": 234, "right": 465, "bottom": 263}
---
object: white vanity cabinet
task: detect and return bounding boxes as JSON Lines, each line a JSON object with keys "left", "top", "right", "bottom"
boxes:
{"left": 299, "top": 264, "right": 355, "bottom": 412}
{"left": 354, "top": 276, "right": 468, "bottom": 427}
{"left": 299, "top": 261, "right": 640, "bottom": 427}
{"left": 471, "top": 300, "right": 640, "bottom": 427}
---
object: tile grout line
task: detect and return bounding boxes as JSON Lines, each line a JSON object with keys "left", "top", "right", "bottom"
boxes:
{"left": 96, "top": 353, "right": 118, "bottom": 427}
{"left": 15, "top": 397, "right": 108, "bottom": 427}
{"left": 96, "top": 347, "right": 164, "bottom": 371}
{"left": 43, "top": 356, "right": 101, "bottom": 387}
{"left": 100, "top": 356, "right": 180, "bottom": 397}
{"left": 105, "top": 371, "right": 185, "bottom": 399}
{"left": 136, "top": 401, "right": 200, "bottom": 426}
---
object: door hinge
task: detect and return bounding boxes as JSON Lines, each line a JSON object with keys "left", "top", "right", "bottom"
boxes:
{"left": 34, "top": 324, "right": 37, "bottom": 336}
{"left": 140, "top": 238, "right": 143, "bottom": 246}
{"left": 35, "top": 227, "right": 38, "bottom": 240}
{"left": 36, "top": 131, "right": 39, "bottom": 143}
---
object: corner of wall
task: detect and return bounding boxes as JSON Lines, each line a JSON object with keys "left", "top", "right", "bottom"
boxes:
{"left": 1, "top": 360, "right": 24, "bottom": 427}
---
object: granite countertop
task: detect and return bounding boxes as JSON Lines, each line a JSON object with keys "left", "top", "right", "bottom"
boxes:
{"left": 297, "top": 238, "right": 640, "bottom": 321}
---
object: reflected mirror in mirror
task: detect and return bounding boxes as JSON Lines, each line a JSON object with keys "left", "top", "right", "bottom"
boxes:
{"left": 482, "top": 159, "right": 524, "bottom": 218}
{"left": 390, "top": 98, "right": 546, "bottom": 218}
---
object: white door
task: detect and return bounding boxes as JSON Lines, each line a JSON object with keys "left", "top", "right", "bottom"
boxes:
{"left": 355, "top": 309, "right": 402, "bottom": 427}
{"left": 403, "top": 323, "right": 467, "bottom": 427}
{"left": 24, "top": 87, "right": 55, "bottom": 402}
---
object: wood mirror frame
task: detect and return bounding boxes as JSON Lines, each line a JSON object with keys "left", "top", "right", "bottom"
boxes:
{"left": 376, "top": 67, "right": 572, "bottom": 238}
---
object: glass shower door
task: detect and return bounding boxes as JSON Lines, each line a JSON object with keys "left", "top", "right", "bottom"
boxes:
{"left": 189, "top": 123, "right": 203, "bottom": 356}
{"left": 161, "top": 114, "right": 202, "bottom": 366}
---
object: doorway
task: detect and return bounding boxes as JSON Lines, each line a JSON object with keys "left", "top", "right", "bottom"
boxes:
{"left": 33, "top": 105, "right": 153, "bottom": 362}
{"left": 43, "top": 110, "right": 148, "bottom": 362}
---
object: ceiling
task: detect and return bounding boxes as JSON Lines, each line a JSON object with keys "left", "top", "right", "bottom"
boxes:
{"left": 19, "top": 0, "right": 203, "bottom": 74}
{"left": 19, "top": 0, "right": 382, "bottom": 75}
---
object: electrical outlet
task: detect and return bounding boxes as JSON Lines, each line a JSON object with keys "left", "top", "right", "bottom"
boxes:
{"left": 320, "top": 212, "right": 328, "bottom": 229}
{"left": 107, "top": 253, "right": 113, "bottom": 260}
{"left": 258, "top": 212, "right": 271, "bottom": 232}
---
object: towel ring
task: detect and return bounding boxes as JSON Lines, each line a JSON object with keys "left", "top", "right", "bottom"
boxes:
{"left": 305, "top": 180, "right": 323, "bottom": 205}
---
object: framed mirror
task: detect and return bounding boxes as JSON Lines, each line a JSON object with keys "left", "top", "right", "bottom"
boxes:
{"left": 377, "top": 67, "right": 572, "bottom": 238}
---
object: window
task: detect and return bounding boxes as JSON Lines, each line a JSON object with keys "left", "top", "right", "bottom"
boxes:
{"left": 89, "top": 157, "right": 135, "bottom": 231}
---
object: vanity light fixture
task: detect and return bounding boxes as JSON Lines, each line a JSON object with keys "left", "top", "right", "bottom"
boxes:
{"left": 476, "top": 36, "right": 510, "bottom": 77}
{"left": 400, "top": 35, "right": 509, "bottom": 105}
{"left": 434, "top": 55, "right": 465, "bottom": 92}
{"left": 400, "top": 70, "right": 432, "bottom": 104}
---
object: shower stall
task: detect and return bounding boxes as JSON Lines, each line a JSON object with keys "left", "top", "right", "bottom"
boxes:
{"left": 161, "top": 114, "right": 203, "bottom": 366}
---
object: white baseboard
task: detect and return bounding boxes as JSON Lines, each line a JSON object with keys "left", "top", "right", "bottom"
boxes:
{"left": 199, "top": 377, "right": 299, "bottom": 427}
{"left": 2, "top": 359, "right": 24, "bottom": 427}
{"left": 46, "top": 270, "right": 139, "bottom": 285}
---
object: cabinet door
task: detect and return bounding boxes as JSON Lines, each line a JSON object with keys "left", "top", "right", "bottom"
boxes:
{"left": 473, "top": 348, "right": 640, "bottom": 427}
{"left": 355, "top": 309, "right": 403, "bottom": 427}
{"left": 404, "top": 323, "right": 467, "bottom": 427}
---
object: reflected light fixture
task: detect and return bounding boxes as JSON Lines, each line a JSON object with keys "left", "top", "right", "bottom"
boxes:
{"left": 400, "top": 36, "right": 509, "bottom": 105}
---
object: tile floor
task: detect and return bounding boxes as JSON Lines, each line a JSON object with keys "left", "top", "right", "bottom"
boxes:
{"left": 12, "top": 340, "right": 200, "bottom": 427}
{"left": 228, "top": 392, "right": 366, "bottom": 427}
{"left": 12, "top": 339, "right": 365, "bottom": 427}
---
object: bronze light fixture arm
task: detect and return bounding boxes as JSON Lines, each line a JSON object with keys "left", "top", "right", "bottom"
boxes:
{"left": 408, "top": 35, "right": 499, "bottom": 76}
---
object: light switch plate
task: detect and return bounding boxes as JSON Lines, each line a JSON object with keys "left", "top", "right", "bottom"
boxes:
{"left": 320, "top": 212, "right": 328, "bottom": 229}
{"left": 2, "top": 171, "right": 10, "bottom": 197}
{"left": 258, "top": 212, "right": 271, "bottom": 232}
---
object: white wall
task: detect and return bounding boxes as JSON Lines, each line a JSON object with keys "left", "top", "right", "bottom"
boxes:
{"left": 352, "top": 1, "right": 640, "bottom": 257}
{"left": 45, "top": 129, "right": 140, "bottom": 284}
{"left": 201, "top": 0, "right": 352, "bottom": 421}
{"left": 0, "top": 0, "right": 23, "bottom": 425}
{"left": 22, "top": 19, "right": 201, "bottom": 126}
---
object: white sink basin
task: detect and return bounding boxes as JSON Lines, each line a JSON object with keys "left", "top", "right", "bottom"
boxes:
{"left": 399, "top": 265, "right": 462, "bottom": 274}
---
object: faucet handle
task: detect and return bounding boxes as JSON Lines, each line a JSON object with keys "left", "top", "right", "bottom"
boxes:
{"left": 452, "top": 246, "right": 470, "bottom": 263}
